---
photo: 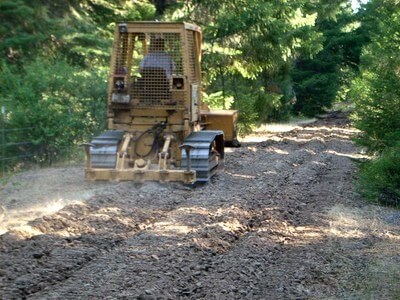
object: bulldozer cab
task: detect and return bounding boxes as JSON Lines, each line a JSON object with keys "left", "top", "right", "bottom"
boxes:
{"left": 109, "top": 22, "right": 201, "bottom": 122}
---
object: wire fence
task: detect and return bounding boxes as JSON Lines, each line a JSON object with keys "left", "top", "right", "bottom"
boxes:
{"left": 1, "top": 106, "right": 35, "bottom": 177}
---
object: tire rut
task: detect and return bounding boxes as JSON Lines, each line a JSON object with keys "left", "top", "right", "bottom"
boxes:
{"left": 0, "top": 184, "right": 193, "bottom": 299}
{"left": 1, "top": 112, "right": 369, "bottom": 299}
{"left": 30, "top": 123, "right": 340, "bottom": 299}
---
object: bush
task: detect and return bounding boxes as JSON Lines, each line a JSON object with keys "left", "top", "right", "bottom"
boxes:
{"left": 357, "top": 143, "right": 400, "bottom": 207}
{"left": 349, "top": 3, "right": 400, "bottom": 152}
{"left": 203, "top": 91, "right": 234, "bottom": 110}
{"left": 350, "top": 70, "right": 400, "bottom": 152}
{"left": 236, "top": 96, "right": 258, "bottom": 136}
{"left": 0, "top": 57, "right": 107, "bottom": 165}
{"left": 254, "top": 91, "right": 287, "bottom": 123}
{"left": 202, "top": 89, "right": 257, "bottom": 136}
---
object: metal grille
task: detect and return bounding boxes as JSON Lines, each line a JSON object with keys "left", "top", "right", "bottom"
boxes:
{"left": 112, "top": 32, "right": 185, "bottom": 107}
{"left": 114, "top": 32, "right": 130, "bottom": 76}
{"left": 187, "top": 31, "right": 197, "bottom": 83}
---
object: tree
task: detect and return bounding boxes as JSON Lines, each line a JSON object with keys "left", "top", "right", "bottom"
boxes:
{"left": 292, "top": 3, "right": 368, "bottom": 116}
{"left": 350, "top": 0, "right": 400, "bottom": 205}
{"left": 0, "top": 0, "right": 156, "bottom": 66}
{"left": 0, "top": 0, "right": 157, "bottom": 169}
{"left": 350, "top": 0, "right": 400, "bottom": 151}
{"left": 166, "top": 0, "right": 349, "bottom": 121}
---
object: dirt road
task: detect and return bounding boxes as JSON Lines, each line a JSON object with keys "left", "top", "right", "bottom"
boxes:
{"left": 1, "top": 113, "right": 399, "bottom": 299}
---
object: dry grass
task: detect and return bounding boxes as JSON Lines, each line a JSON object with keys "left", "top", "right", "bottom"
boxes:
{"left": 327, "top": 204, "right": 400, "bottom": 299}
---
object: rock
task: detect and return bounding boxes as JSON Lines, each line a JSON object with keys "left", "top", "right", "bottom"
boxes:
{"left": 33, "top": 253, "right": 44, "bottom": 259}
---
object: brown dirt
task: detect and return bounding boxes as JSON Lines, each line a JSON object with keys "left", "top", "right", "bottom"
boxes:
{"left": 1, "top": 112, "right": 399, "bottom": 299}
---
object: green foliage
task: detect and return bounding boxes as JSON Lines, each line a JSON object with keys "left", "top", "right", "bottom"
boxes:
{"left": 292, "top": 64, "right": 339, "bottom": 116}
{"left": 349, "top": 0, "right": 400, "bottom": 206}
{"left": 0, "top": 57, "right": 107, "bottom": 164}
{"left": 350, "top": 71, "right": 400, "bottom": 151}
{"left": 0, "top": 0, "right": 157, "bottom": 170}
{"left": 2, "top": 0, "right": 392, "bottom": 178}
{"left": 167, "top": 0, "right": 360, "bottom": 122}
{"left": 226, "top": 76, "right": 260, "bottom": 135}
{"left": 0, "top": 0, "right": 156, "bottom": 66}
{"left": 0, "top": 0, "right": 53, "bottom": 59}
{"left": 292, "top": 5, "right": 368, "bottom": 116}
{"left": 203, "top": 91, "right": 234, "bottom": 110}
{"left": 350, "top": 0, "right": 400, "bottom": 152}
{"left": 167, "top": 0, "right": 351, "bottom": 123}
{"left": 357, "top": 144, "right": 400, "bottom": 207}
{"left": 254, "top": 90, "right": 287, "bottom": 123}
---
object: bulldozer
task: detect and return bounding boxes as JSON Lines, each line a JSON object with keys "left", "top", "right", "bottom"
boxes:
{"left": 83, "top": 22, "right": 239, "bottom": 184}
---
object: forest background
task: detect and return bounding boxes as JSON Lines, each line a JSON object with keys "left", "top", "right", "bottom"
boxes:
{"left": 0, "top": 0, "right": 399, "bottom": 206}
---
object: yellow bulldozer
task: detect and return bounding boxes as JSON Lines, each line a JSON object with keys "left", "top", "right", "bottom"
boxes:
{"left": 83, "top": 22, "right": 239, "bottom": 184}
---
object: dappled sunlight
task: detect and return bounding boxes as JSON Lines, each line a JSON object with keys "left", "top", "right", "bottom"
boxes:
{"left": 216, "top": 218, "right": 244, "bottom": 233}
{"left": 239, "top": 121, "right": 315, "bottom": 143}
{"left": 176, "top": 206, "right": 210, "bottom": 214}
{"left": 277, "top": 125, "right": 358, "bottom": 142}
{"left": 150, "top": 207, "right": 254, "bottom": 237}
{"left": 243, "top": 125, "right": 359, "bottom": 146}
{"left": 144, "top": 203, "right": 332, "bottom": 251}
{"left": 241, "top": 135, "right": 272, "bottom": 143}
{"left": 293, "top": 226, "right": 325, "bottom": 243}
{"left": 151, "top": 221, "right": 196, "bottom": 235}
{"left": 328, "top": 206, "right": 370, "bottom": 239}
{"left": 263, "top": 170, "right": 278, "bottom": 175}
{"left": 147, "top": 207, "right": 212, "bottom": 236}
{"left": 258, "top": 119, "right": 316, "bottom": 133}
{"left": 325, "top": 149, "right": 370, "bottom": 160}
{"left": 329, "top": 225, "right": 366, "bottom": 239}
{"left": 259, "top": 124, "right": 301, "bottom": 133}
{"left": 97, "top": 207, "right": 122, "bottom": 214}
{"left": 241, "top": 123, "right": 302, "bottom": 143}
{"left": 225, "top": 171, "right": 257, "bottom": 179}
{"left": 304, "top": 149, "right": 317, "bottom": 155}
{"left": 257, "top": 224, "right": 325, "bottom": 246}
{"left": 301, "top": 126, "right": 360, "bottom": 134}
{"left": 247, "top": 146, "right": 258, "bottom": 152}
{"left": 224, "top": 147, "right": 236, "bottom": 153}
{"left": 1, "top": 2, "right": 398, "bottom": 295}
{"left": 267, "top": 147, "right": 289, "bottom": 155}
{"left": 240, "top": 119, "right": 360, "bottom": 144}
{"left": 143, "top": 205, "right": 252, "bottom": 245}
{"left": 327, "top": 204, "right": 400, "bottom": 240}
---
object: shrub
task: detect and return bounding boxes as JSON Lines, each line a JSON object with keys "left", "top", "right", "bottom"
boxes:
{"left": 357, "top": 143, "right": 400, "bottom": 207}
{"left": 350, "top": 70, "right": 400, "bottom": 152}
{"left": 203, "top": 91, "right": 234, "bottom": 110}
{"left": 0, "top": 57, "right": 107, "bottom": 165}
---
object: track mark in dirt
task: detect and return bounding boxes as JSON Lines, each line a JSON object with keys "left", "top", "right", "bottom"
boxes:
{"left": 1, "top": 112, "right": 399, "bottom": 299}
{"left": 0, "top": 184, "right": 190, "bottom": 298}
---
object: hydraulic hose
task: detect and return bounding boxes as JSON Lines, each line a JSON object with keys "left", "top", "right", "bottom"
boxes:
{"left": 134, "top": 122, "right": 166, "bottom": 159}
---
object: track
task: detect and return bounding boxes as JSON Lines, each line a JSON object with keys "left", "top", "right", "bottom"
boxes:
{"left": 90, "top": 130, "right": 125, "bottom": 168}
{"left": 1, "top": 112, "right": 399, "bottom": 299}
{"left": 182, "top": 130, "right": 224, "bottom": 182}
{"left": 89, "top": 129, "right": 223, "bottom": 183}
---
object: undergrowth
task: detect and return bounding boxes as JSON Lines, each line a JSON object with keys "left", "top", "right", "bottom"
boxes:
{"left": 357, "top": 143, "right": 400, "bottom": 207}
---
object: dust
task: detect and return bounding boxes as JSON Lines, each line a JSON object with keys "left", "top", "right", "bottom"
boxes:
{"left": 1, "top": 112, "right": 399, "bottom": 299}
{"left": 0, "top": 167, "right": 112, "bottom": 235}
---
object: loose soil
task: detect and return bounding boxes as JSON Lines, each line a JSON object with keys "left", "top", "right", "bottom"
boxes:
{"left": 1, "top": 113, "right": 399, "bottom": 299}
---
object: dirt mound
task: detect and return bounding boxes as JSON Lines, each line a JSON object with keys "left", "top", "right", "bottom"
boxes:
{"left": 1, "top": 112, "right": 399, "bottom": 299}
